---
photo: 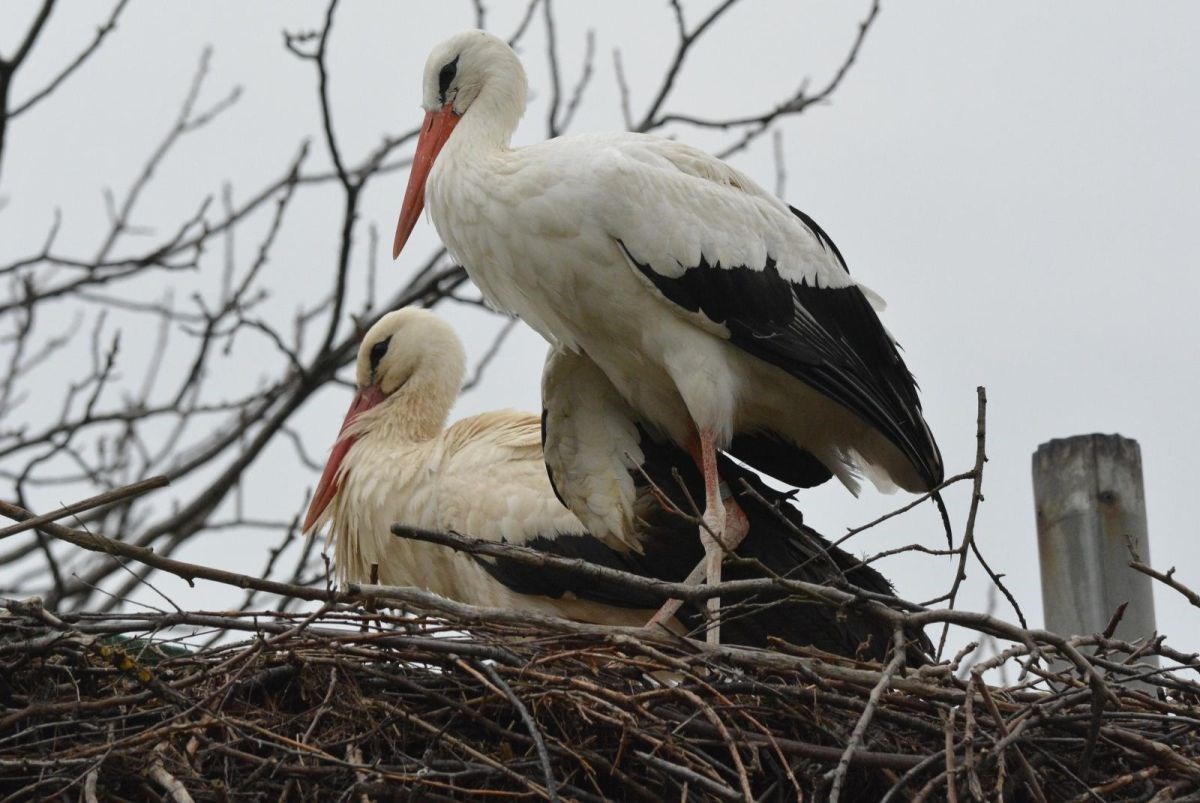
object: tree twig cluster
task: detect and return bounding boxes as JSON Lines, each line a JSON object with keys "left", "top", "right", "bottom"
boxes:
{"left": 2, "top": 550, "right": 1199, "bottom": 802}
{"left": 3, "top": 377, "right": 1200, "bottom": 801}
{"left": 10, "top": 5, "right": 1193, "bottom": 800}
{"left": 0, "top": 0, "right": 882, "bottom": 618}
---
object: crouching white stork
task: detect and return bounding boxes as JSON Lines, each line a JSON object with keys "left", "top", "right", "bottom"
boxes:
{"left": 302, "top": 309, "right": 926, "bottom": 659}
{"left": 301, "top": 308, "right": 659, "bottom": 627}
{"left": 391, "top": 31, "right": 944, "bottom": 643}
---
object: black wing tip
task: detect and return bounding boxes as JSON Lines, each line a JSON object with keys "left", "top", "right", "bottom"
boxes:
{"left": 917, "top": 446, "right": 946, "bottom": 491}
{"left": 912, "top": 421, "right": 946, "bottom": 491}
{"left": 728, "top": 431, "right": 833, "bottom": 489}
{"left": 788, "top": 204, "right": 850, "bottom": 273}
{"left": 539, "top": 407, "right": 572, "bottom": 510}
{"left": 785, "top": 210, "right": 946, "bottom": 490}
{"left": 475, "top": 532, "right": 660, "bottom": 609}
{"left": 716, "top": 458, "right": 932, "bottom": 663}
{"left": 625, "top": 208, "right": 943, "bottom": 496}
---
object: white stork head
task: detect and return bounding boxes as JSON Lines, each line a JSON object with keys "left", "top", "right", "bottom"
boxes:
{"left": 302, "top": 308, "right": 466, "bottom": 533}
{"left": 393, "top": 30, "right": 527, "bottom": 259}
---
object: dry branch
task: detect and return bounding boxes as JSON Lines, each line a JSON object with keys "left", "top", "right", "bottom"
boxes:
{"left": 4, "top": 439, "right": 1200, "bottom": 801}
{"left": 7, "top": 5, "right": 1195, "bottom": 799}
{"left": 0, "top": 0, "right": 891, "bottom": 623}
{"left": 2, "top": 565, "right": 1200, "bottom": 801}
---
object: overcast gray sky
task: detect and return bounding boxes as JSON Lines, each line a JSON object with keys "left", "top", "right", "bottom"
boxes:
{"left": 3, "top": 2, "right": 1198, "bottom": 656}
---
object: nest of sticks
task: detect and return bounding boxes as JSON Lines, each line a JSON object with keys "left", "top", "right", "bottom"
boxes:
{"left": 3, "top": 577, "right": 1200, "bottom": 803}
{"left": 3, "top": 395, "right": 1200, "bottom": 801}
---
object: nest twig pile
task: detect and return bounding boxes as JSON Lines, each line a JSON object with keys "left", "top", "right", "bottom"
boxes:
{"left": 2, "top": 392, "right": 1199, "bottom": 800}
{"left": 3, "top": 586, "right": 1199, "bottom": 802}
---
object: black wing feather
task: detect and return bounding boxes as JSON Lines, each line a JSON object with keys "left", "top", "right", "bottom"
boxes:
{"left": 620, "top": 206, "right": 943, "bottom": 489}
{"left": 474, "top": 530, "right": 668, "bottom": 609}
{"left": 729, "top": 431, "right": 832, "bottom": 489}
{"left": 488, "top": 423, "right": 931, "bottom": 662}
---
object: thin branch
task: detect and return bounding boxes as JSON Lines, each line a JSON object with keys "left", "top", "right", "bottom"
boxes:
{"left": 0, "top": 476, "right": 167, "bottom": 539}
{"left": 0, "top": 0, "right": 59, "bottom": 185}
{"left": 461, "top": 317, "right": 519, "bottom": 392}
{"left": 555, "top": 30, "right": 595, "bottom": 134}
{"left": 9, "top": 0, "right": 130, "bottom": 118}
{"left": 475, "top": 661, "right": 560, "bottom": 802}
{"left": 827, "top": 624, "right": 907, "bottom": 802}
{"left": 315, "top": 0, "right": 351, "bottom": 191}
{"left": 542, "top": 0, "right": 562, "bottom": 137}
{"left": 93, "top": 47, "right": 242, "bottom": 264}
{"left": 1130, "top": 560, "right": 1200, "bottom": 610}
{"left": 635, "top": 0, "right": 741, "bottom": 132}
{"left": 936, "top": 387, "right": 988, "bottom": 659}
{"left": 612, "top": 48, "right": 633, "bottom": 130}
{"left": 3, "top": 1, "right": 58, "bottom": 69}
{"left": 470, "top": 0, "right": 486, "bottom": 30}
{"left": 506, "top": 0, "right": 542, "bottom": 47}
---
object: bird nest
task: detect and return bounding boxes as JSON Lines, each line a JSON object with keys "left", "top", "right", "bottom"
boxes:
{"left": 3, "top": 586, "right": 1200, "bottom": 803}
{"left": 2, "top": 390, "right": 1199, "bottom": 801}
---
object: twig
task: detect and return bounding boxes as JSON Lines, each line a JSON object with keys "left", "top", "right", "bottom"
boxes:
{"left": 834, "top": 469, "right": 974, "bottom": 549}
{"left": 460, "top": 317, "right": 519, "bottom": 392}
{"left": 1131, "top": 560, "right": 1200, "bottom": 609}
{"left": 636, "top": 0, "right": 741, "bottom": 132}
{"left": 477, "top": 661, "right": 560, "bottom": 802}
{"left": 542, "top": 0, "right": 562, "bottom": 137}
{"left": 146, "top": 744, "right": 195, "bottom": 803}
{"left": 556, "top": 30, "right": 595, "bottom": 133}
{"left": 973, "top": 674, "right": 1049, "bottom": 803}
{"left": 612, "top": 48, "right": 633, "bottom": 130}
{"left": 942, "top": 706, "right": 958, "bottom": 803}
{"left": 675, "top": 687, "right": 754, "bottom": 803}
{"left": 936, "top": 386, "right": 988, "bottom": 659}
{"left": 0, "top": 476, "right": 168, "bottom": 539}
{"left": 827, "top": 624, "right": 906, "bottom": 802}
{"left": 9, "top": 0, "right": 130, "bottom": 118}
{"left": 772, "top": 128, "right": 786, "bottom": 198}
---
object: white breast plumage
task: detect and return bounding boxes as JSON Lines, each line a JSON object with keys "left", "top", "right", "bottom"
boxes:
{"left": 392, "top": 30, "right": 945, "bottom": 645}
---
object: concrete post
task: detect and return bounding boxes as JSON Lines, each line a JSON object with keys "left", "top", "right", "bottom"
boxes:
{"left": 1033, "top": 434, "right": 1157, "bottom": 655}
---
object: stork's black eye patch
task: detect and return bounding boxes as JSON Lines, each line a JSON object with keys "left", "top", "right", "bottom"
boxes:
{"left": 368, "top": 336, "right": 391, "bottom": 371}
{"left": 438, "top": 56, "right": 459, "bottom": 99}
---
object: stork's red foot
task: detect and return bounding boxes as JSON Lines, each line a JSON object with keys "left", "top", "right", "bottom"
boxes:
{"left": 698, "top": 497, "right": 749, "bottom": 644}
{"left": 643, "top": 500, "right": 749, "bottom": 639}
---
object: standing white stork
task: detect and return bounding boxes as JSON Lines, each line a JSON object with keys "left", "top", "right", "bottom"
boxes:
{"left": 391, "top": 31, "right": 944, "bottom": 643}
{"left": 302, "top": 308, "right": 926, "bottom": 658}
{"left": 543, "top": 343, "right": 931, "bottom": 659}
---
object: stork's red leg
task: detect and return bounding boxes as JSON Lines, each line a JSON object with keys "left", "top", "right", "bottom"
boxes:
{"left": 644, "top": 561, "right": 706, "bottom": 631}
{"left": 643, "top": 429, "right": 750, "bottom": 643}
{"left": 697, "top": 429, "right": 728, "bottom": 644}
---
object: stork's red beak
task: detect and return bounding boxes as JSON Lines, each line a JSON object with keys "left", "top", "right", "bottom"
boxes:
{"left": 302, "top": 385, "right": 387, "bottom": 533}
{"left": 393, "top": 103, "right": 460, "bottom": 260}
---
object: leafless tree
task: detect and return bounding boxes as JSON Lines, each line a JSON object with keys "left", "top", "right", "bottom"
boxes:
{"left": 8, "top": 8, "right": 1200, "bottom": 799}
{"left": 0, "top": 0, "right": 892, "bottom": 615}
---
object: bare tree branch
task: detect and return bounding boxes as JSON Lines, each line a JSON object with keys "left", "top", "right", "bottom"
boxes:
{"left": 634, "top": 0, "right": 740, "bottom": 132}
{"left": 0, "top": 0, "right": 58, "bottom": 185}
{"left": 556, "top": 30, "right": 595, "bottom": 133}
{"left": 9, "top": 0, "right": 130, "bottom": 118}
{"left": 542, "top": 0, "right": 562, "bottom": 137}
{"left": 0, "top": 1, "right": 909, "bottom": 636}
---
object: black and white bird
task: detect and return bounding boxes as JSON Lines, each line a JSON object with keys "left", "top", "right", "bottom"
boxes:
{"left": 541, "top": 343, "right": 932, "bottom": 657}
{"left": 303, "top": 309, "right": 925, "bottom": 659}
{"left": 391, "top": 31, "right": 944, "bottom": 643}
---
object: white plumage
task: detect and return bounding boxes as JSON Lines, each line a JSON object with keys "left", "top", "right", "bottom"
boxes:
{"left": 301, "top": 309, "right": 661, "bottom": 627}
{"left": 392, "top": 31, "right": 944, "bottom": 642}
{"left": 302, "top": 311, "right": 929, "bottom": 657}
{"left": 540, "top": 344, "right": 656, "bottom": 555}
